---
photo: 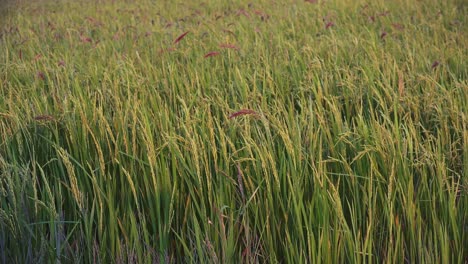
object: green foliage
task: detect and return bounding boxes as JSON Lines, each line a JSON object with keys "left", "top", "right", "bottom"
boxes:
{"left": 0, "top": 0, "right": 466, "bottom": 262}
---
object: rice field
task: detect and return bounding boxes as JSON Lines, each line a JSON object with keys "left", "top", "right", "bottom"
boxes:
{"left": 0, "top": 0, "right": 467, "bottom": 263}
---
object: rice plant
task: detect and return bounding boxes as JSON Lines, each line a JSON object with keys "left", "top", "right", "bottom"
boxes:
{"left": 0, "top": 0, "right": 466, "bottom": 262}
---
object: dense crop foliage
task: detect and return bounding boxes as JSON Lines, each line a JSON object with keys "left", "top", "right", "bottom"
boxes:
{"left": 0, "top": 0, "right": 466, "bottom": 262}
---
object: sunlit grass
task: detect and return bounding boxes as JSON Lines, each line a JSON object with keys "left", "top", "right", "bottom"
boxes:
{"left": 0, "top": 0, "right": 466, "bottom": 262}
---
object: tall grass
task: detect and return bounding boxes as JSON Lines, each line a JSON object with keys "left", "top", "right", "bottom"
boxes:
{"left": 0, "top": 0, "right": 466, "bottom": 262}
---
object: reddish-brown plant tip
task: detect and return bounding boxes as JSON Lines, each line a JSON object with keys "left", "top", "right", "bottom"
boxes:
{"left": 228, "top": 109, "right": 259, "bottom": 119}
{"left": 431, "top": 61, "right": 440, "bottom": 69}
{"left": 113, "top": 32, "right": 121, "bottom": 40}
{"left": 174, "top": 31, "right": 189, "bottom": 44}
{"left": 58, "top": 60, "right": 65, "bottom": 67}
{"left": 392, "top": 23, "right": 404, "bottom": 30}
{"left": 18, "top": 50, "right": 22, "bottom": 60}
{"left": 254, "top": 10, "right": 270, "bottom": 21}
{"left": 253, "top": 10, "right": 263, "bottom": 16}
{"left": 37, "top": 71, "right": 45, "bottom": 80}
{"left": 380, "top": 31, "right": 387, "bottom": 39}
{"left": 378, "top": 11, "right": 390, "bottom": 17}
{"left": 34, "top": 54, "right": 42, "bottom": 61}
{"left": 325, "top": 21, "right": 334, "bottom": 29}
{"left": 80, "top": 36, "right": 92, "bottom": 43}
{"left": 219, "top": 43, "right": 239, "bottom": 50}
{"left": 204, "top": 51, "right": 220, "bottom": 58}
{"left": 236, "top": 9, "right": 250, "bottom": 18}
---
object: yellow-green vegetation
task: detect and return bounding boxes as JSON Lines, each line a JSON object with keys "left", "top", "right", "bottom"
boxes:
{"left": 0, "top": 0, "right": 466, "bottom": 262}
